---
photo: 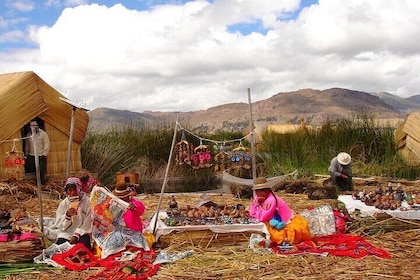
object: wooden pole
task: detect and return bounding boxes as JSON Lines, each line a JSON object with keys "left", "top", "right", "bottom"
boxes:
{"left": 66, "top": 106, "right": 76, "bottom": 178}
{"left": 247, "top": 88, "right": 257, "bottom": 182}
{"left": 152, "top": 118, "right": 178, "bottom": 235}
{"left": 31, "top": 128, "right": 44, "bottom": 233}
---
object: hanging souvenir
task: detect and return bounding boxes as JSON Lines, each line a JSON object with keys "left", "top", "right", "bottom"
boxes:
{"left": 191, "top": 141, "right": 212, "bottom": 170}
{"left": 4, "top": 139, "right": 25, "bottom": 180}
{"left": 214, "top": 143, "right": 231, "bottom": 173}
{"left": 230, "top": 143, "right": 252, "bottom": 170}
{"left": 214, "top": 151, "right": 230, "bottom": 173}
{"left": 174, "top": 130, "right": 194, "bottom": 166}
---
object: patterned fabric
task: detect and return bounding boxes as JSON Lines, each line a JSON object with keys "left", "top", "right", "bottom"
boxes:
{"left": 90, "top": 186, "right": 150, "bottom": 258}
{"left": 51, "top": 243, "right": 96, "bottom": 271}
{"left": 300, "top": 205, "right": 336, "bottom": 236}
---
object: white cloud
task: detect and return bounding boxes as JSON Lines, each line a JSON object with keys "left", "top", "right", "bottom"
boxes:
{"left": 6, "top": 0, "right": 35, "bottom": 12}
{"left": 1, "top": 0, "right": 419, "bottom": 112}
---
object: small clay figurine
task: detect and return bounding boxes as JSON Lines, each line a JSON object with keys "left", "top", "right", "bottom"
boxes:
{"left": 169, "top": 195, "right": 178, "bottom": 209}
{"left": 395, "top": 183, "right": 404, "bottom": 201}
{"left": 387, "top": 182, "right": 393, "bottom": 194}
{"left": 375, "top": 185, "right": 383, "bottom": 196}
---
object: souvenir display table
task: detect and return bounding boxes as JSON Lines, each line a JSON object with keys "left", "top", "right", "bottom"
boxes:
{"left": 338, "top": 195, "right": 420, "bottom": 220}
{"left": 147, "top": 211, "right": 269, "bottom": 248}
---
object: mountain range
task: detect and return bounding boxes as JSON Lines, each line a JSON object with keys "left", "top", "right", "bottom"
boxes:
{"left": 88, "top": 88, "right": 420, "bottom": 134}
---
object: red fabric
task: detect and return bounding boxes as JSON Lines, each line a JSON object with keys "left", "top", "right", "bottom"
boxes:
{"left": 87, "top": 248, "right": 160, "bottom": 280}
{"left": 333, "top": 210, "right": 350, "bottom": 234}
{"left": 51, "top": 243, "right": 97, "bottom": 271}
{"left": 52, "top": 244, "right": 160, "bottom": 279}
{"left": 272, "top": 233, "right": 391, "bottom": 259}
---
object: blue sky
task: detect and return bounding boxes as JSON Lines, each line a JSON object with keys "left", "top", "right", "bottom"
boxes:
{"left": 0, "top": 0, "right": 419, "bottom": 113}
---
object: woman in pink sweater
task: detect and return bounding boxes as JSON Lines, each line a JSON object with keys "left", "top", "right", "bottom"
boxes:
{"left": 249, "top": 177, "right": 311, "bottom": 245}
{"left": 113, "top": 181, "right": 145, "bottom": 232}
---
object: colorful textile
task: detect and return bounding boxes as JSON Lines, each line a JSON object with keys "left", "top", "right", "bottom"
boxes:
{"left": 51, "top": 243, "right": 97, "bottom": 271}
{"left": 51, "top": 243, "right": 160, "bottom": 279}
{"left": 86, "top": 248, "right": 160, "bottom": 280}
{"left": 271, "top": 233, "right": 391, "bottom": 259}
{"left": 300, "top": 205, "right": 336, "bottom": 236}
{"left": 0, "top": 232, "right": 39, "bottom": 242}
{"left": 90, "top": 186, "right": 150, "bottom": 258}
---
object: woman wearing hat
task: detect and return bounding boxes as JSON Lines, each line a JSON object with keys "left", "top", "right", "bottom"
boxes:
{"left": 249, "top": 177, "right": 311, "bottom": 245}
{"left": 113, "top": 181, "right": 145, "bottom": 232}
{"left": 54, "top": 177, "right": 93, "bottom": 249}
{"left": 79, "top": 172, "right": 99, "bottom": 197}
{"left": 328, "top": 152, "right": 352, "bottom": 191}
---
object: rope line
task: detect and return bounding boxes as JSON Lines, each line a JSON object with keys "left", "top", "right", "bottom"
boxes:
{"left": 0, "top": 136, "right": 31, "bottom": 144}
{"left": 177, "top": 123, "right": 250, "bottom": 146}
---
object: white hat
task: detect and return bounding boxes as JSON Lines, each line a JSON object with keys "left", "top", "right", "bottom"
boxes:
{"left": 337, "top": 152, "right": 351, "bottom": 165}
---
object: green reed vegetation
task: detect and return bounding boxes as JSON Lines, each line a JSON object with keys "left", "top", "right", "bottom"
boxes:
{"left": 81, "top": 116, "right": 418, "bottom": 187}
{"left": 258, "top": 116, "right": 418, "bottom": 180}
{"left": 81, "top": 124, "right": 175, "bottom": 186}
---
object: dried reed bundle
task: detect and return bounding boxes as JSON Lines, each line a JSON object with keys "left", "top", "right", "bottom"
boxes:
{"left": 0, "top": 239, "right": 44, "bottom": 263}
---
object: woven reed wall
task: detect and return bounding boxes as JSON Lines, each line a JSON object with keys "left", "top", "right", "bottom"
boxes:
{"left": 45, "top": 122, "right": 83, "bottom": 176}
{"left": 394, "top": 112, "right": 420, "bottom": 166}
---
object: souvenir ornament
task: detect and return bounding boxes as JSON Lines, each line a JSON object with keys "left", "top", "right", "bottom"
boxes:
{"left": 191, "top": 140, "right": 212, "bottom": 170}
{"left": 214, "top": 144, "right": 231, "bottom": 173}
{"left": 230, "top": 143, "right": 252, "bottom": 170}
{"left": 174, "top": 130, "right": 194, "bottom": 166}
{"left": 4, "top": 139, "right": 25, "bottom": 180}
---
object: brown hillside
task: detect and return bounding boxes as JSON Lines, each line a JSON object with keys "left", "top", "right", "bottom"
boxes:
{"left": 89, "top": 88, "right": 405, "bottom": 133}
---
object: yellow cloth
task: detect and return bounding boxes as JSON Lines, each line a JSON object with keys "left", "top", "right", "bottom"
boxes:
{"left": 264, "top": 214, "right": 311, "bottom": 245}
{"left": 143, "top": 232, "right": 156, "bottom": 247}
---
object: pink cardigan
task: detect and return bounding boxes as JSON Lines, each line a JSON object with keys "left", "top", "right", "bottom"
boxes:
{"left": 249, "top": 192, "right": 293, "bottom": 224}
{"left": 124, "top": 199, "right": 145, "bottom": 232}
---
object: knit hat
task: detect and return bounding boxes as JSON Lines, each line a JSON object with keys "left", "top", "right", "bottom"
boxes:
{"left": 337, "top": 152, "right": 351, "bottom": 165}
{"left": 252, "top": 177, "right": 270, "bottom": 190}
{"left": 64, "top": 177, "right": 82, "bottom": 194}
{"left": 113, "top": 181, "right": 131, "bottom": 198}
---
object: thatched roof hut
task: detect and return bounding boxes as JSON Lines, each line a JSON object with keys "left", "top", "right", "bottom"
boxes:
{"left": 394, "top": 112, "right": 420, "bottom": 166}
{"left": 0, "top": 71, "right": 89, "bottom": 180}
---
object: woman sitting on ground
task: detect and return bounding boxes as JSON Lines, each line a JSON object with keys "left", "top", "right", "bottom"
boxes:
{"left": 112, "top": 181, "right": 145, "bottom": 232}
{"left": 249, "top": 177, "right": 311, "bottom": 245}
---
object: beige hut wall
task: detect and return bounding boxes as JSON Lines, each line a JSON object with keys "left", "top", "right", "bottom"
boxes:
{"left": 45, "top": 122, "right": 83, "bottom": 176}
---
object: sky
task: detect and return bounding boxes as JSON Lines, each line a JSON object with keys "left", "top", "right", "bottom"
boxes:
{"left": 1, "top": 0, "right": 419, "bottom": 113}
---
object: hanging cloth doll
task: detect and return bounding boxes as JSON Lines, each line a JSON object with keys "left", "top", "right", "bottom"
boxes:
{"left": 4, "top": 139, "right": 25, "bottom": 180}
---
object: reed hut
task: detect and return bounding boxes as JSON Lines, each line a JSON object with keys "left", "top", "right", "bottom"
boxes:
{"left": 394, "top": 112, "right": 420, "bottom": 166}
{"left": 0, "top": 71, "right": 89, "bottom": 180}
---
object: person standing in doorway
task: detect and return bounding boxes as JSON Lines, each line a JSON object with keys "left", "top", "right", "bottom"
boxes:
{"left": 25, "top": 120, "right": 50, "bottom": 185}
